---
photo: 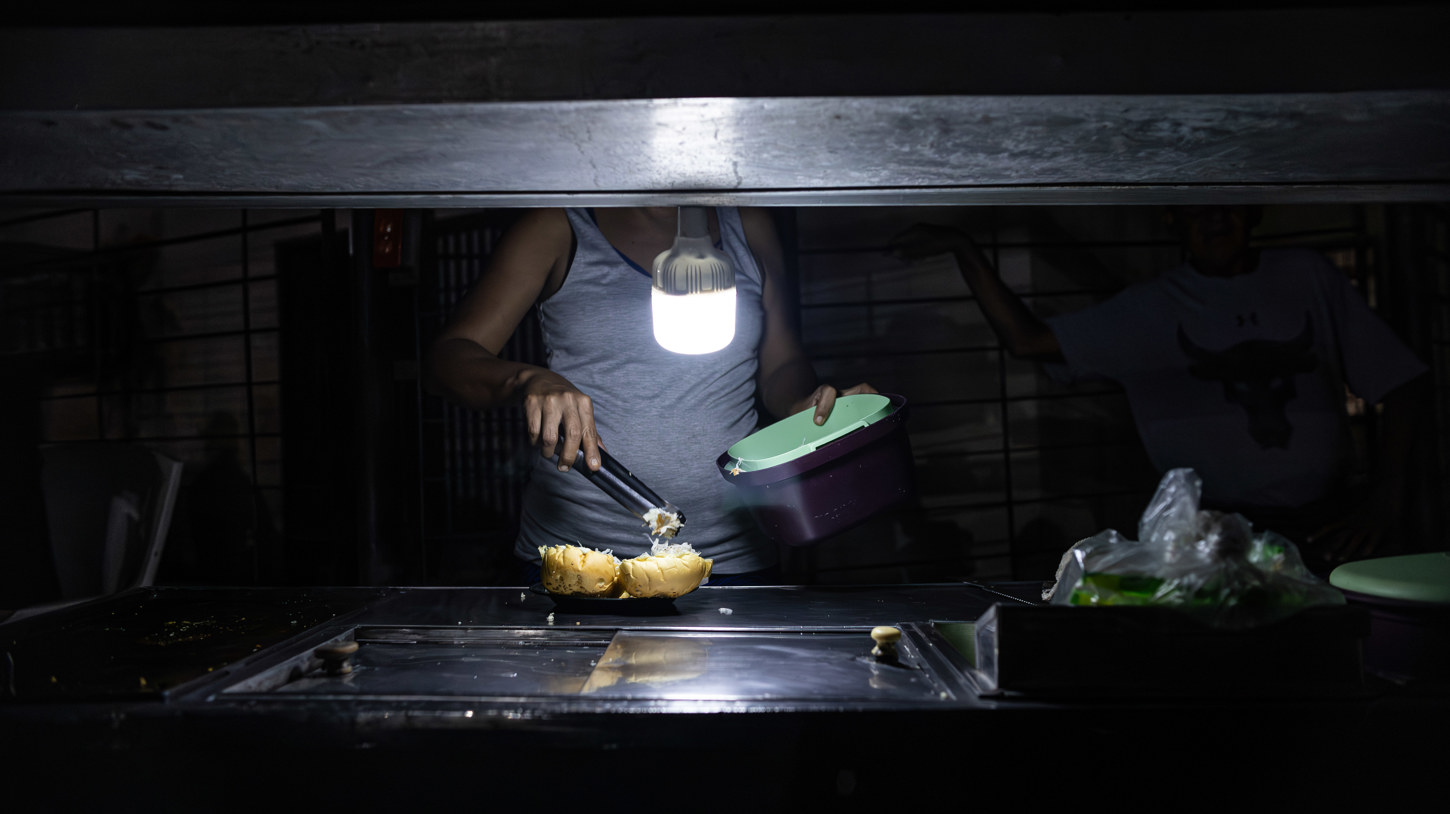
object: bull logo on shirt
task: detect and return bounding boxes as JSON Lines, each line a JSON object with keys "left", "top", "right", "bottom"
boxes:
{"left": 1177, "top": 316, "right": 1318, "bottom": 450}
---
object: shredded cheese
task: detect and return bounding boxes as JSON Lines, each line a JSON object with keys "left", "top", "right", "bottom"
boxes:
{"left": 640, "top": 539, "right": 700, "bottom": 560}
{"left": 641, "top": 507, "right": 683, "bottom": 539}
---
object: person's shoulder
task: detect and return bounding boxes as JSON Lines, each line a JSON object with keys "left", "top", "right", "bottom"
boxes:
{"left": 483, "top": 209, "right": 576, "bottom": 283}
{"left": 513, "top": 207, "right": 573, "bottom": 232}
{"left": 1258, "top": 249, "right": 1357, "bottom": 298}
{"left": 735, "top": 206, "right": 774, "bottom": 232}
{"left": 503, "top": 208, "right": 574, "bottom": 247}
{"left": 735, "top": 207, "right": 784, "bottom": 252}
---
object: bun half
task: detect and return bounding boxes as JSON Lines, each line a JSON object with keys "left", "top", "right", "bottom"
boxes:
{"left": 539, "top": 545, "right": 622, "bottom": 597}
{"left": 618, "top": 547, "right": 713, "bottom": 598}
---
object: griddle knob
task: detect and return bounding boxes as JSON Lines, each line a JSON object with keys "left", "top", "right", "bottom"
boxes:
{"left": 314, "top": 640, "right": 359, "bottom": 676}
{"left": 870, "top": 626, "right": 901, "bottom": 662}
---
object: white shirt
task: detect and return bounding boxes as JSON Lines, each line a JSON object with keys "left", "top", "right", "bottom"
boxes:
{"left": 1047, "top": 248, "right": 1426, "bottom": 509}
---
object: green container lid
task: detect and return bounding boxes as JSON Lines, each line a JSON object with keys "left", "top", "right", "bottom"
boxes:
{"left": 1329, "top": 551, "right": 1450, "bottom": 604}
{"left": 724, "top": 393, "right": 896, "bottom": 473}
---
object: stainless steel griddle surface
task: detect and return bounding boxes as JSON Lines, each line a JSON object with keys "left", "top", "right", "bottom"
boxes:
{"left": 204, "top": 583, "right": 1008, "bottom": 710}
{"left": 0, "top": 583, "right": 1019, "bottom": 705}
{"left": 224, "top": 626, "right": 962, "bottom": 707}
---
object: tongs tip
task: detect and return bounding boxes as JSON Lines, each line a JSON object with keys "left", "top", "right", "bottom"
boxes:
{"left": 644, "top": 505, "right": 685, "bottom": 539}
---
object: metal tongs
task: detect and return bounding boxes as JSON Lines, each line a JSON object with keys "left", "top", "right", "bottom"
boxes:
{"left": 556, "top": 447, "right": 686, "bottom": 537}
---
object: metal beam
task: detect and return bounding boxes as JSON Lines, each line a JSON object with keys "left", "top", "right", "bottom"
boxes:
{"left": 1, "top": 10, "right": 1447, "bottom": 206}
{"left": 2, "top": 93, "right": 1446, "bottom": 206}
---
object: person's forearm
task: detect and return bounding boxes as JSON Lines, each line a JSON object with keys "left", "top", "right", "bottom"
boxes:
{"left": 758, "top": 357, "right": 819, "bottom": 420}
{"left": 952, "top": 246, "right": 1063, "bottom": 361}
{"left": 424, "top": 336, "right": 545, "bottom": 410}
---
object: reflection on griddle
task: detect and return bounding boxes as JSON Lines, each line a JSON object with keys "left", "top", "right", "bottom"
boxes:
{"left": 581, "top": 633, "right": 709, "bottom": 692}
{"left": 574, "top": 630, "right": 950, "bottom": 702}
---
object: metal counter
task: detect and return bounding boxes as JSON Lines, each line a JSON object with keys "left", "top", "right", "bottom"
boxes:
{"left": 2, "top": 583, "right": 1011, "bottom": 708}
{"left": 1, "top": 583, "right": 1444, "bottom": 809}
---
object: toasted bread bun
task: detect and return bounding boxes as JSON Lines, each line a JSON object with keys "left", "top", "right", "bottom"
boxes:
{"left": 618, "top": 542, "right": 714, "bottom": 598}
{"left": 539, "top": 544, "right": 622, "bottom": 597}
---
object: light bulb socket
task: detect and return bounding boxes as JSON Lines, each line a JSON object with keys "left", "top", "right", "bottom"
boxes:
{"left": 651, "top": 207, "right": 736, "bottom": 296}
{"left": 678, "top": 206, "right": 710, "bottom": 239}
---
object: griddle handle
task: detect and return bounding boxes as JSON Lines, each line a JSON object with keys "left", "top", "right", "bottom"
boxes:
{"left": 871, "top": 626, "right": 901, "bottom": 663}
{"left": 314, "top": 640, "right": 359, "bottom": 676}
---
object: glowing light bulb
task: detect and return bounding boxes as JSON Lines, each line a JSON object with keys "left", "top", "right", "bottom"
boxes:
{"left": 651, "top": 207, "right": 737, "bottom": 354}
{"left": 652, "top": 286, "right": 737, "bottom": 354}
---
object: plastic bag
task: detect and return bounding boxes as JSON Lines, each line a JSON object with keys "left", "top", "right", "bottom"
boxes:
{"left": 1043, "top": 468, "right": 1344, "bottom": 629}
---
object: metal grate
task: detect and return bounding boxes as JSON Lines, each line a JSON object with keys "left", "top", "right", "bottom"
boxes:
{"left": 413, "top": 212, "right": 544, "bottom": 583}
{"left": 0, "top": 208, "right": 328, "bottom": 588}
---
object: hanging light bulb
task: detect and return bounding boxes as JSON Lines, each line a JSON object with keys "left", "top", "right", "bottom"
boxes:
{"left": 651, "top": 206, "right": 737, "bottom": 354}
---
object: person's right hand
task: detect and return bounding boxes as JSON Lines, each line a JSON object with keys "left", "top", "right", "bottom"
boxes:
{"left": 520, "top": 369, "right": 602, "bottom": 473}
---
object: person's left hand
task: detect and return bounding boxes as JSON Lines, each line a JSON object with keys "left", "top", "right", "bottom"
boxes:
{"left": 792, "top": 383, "right": 879, "bottom": 426}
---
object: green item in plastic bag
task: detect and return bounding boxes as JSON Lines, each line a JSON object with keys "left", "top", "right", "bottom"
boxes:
{"left": 1047, "top": 468, "right": 1344, "bottom": 629}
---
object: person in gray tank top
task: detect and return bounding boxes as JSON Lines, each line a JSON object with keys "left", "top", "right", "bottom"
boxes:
{"left": 426, "top": 207, "right": 875, "bottom": 582}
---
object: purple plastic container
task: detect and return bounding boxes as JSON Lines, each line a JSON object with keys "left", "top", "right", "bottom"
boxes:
{"left": 1337, "top": 589, "right": 1450, "bottom": 683}
{"left": 717, "top": 393, "right": 915, "bottom": 546}
{"left": 1329, "top": 552, "right": 1450, "bottom": 683}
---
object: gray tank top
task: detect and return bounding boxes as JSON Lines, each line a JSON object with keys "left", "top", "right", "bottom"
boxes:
{"left": 515, "top": 208, "right": 774, "bottom": 574}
